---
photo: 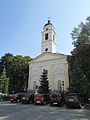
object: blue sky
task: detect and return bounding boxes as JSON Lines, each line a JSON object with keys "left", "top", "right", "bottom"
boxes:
{"left": 0, "top": 0, "right": 90, "bottom": 58}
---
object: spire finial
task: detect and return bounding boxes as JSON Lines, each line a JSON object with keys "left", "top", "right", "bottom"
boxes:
{"left": 48, "top": 17, "right": 51, "bottom": 20}
{"left": 47, "top": 17, "right": 51, "bottom": 23}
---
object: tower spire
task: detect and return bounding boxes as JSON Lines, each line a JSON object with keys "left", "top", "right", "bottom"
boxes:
{"left": 47, "top": 17, "right": 51, "bottom": 23}
{"left": 47, "top": 17, "right": 51, "bottom": 20}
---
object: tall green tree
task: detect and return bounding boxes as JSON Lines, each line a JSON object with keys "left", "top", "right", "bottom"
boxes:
{"left": 0, "top": 53, "right": 32, "bottom": 93}
{"left": 0, "top": 67, "right": 9, "bottom": 94}
{"left": 39, "top": 69, "right": 49, "bottom": 94}
{"left": 68, "top": 16, "right": 90, "bottom": 100}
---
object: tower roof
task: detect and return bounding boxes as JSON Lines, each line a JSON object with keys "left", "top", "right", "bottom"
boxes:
{"left": 44, "top": 20, "right": 53, "bottom": 27}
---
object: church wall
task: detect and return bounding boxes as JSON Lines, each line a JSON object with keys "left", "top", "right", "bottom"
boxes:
{"left": 28, "top": 57, "right": 69, "bottom": 91}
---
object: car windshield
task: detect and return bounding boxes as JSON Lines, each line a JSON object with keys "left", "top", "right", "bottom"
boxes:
{"left": 24, "top": 94, "right": 31, "bottom": 97}
{"left": 35, "top": 94, "right": 44, "bottom": 97}
{"left": 51, "top": 94, "right": 60, "bottom": 98}
{"left": 66, "top": 95, "right": 78, "bottom": 99}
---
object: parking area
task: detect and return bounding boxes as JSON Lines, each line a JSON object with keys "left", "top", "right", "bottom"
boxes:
{"left": 0, "top": 101, "right": 90, "bottom": 120}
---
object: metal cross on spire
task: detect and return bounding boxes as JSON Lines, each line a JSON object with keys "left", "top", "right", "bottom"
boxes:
{"left": 47, "top": 17, "right": 51, "bottom": 24}
{"left": 47, "top": 17, "right": 51, "bottom": 20}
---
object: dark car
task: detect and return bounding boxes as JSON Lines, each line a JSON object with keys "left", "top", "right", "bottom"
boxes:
{"left": 65, "top": 93, "right": 81, "bottom": 108}
{"left": 0, "top": 94, "right": 3, "bottom": 101}
{"left": 22, "top": 93, "right": 34, "bottom": 104}
{"left": 10, "top": 93, "right": 25, "bottom": 103}
{"left": 34, "top": 94, "right": 50, "bottom": 105}
{"left": 50, "top": 93, "right": 63, "bottom": 106}
{"left": 87, "top": 98, "right": 90, "bottom": 104}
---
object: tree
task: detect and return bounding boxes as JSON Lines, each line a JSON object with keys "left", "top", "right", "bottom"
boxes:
{"left": 0, "top": 53, "right": 32, "bottom": 93}
{"left": 39, "top": 69, "right": 49, "bottom": 94}
{"left": 0, "top": 67, "right": 9, "bottom": 94}
{"left": 8, "top": 55, "right": 32, "bottom": 93}
{"left": 68, "top": 16, "right": 90, "bottom": 102}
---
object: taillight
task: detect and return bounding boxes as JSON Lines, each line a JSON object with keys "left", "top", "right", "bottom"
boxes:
{"left": 13, "top": 96, "right": 16, "bottom": 99}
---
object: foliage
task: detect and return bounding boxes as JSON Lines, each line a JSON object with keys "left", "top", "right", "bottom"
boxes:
{"left": 68, "top": 16, "right": 90, "bottom": 101}
{"left": 0, "top": 53, "right": 32, "bottom": 93}
{"left": 39, "top": 69, "right": 49, "bottom": 94}
{"left": 0, "top": 67, "right": 9, "bottom": 94}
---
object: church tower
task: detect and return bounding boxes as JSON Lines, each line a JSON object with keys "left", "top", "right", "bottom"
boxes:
{"left": 28, "top": 20, "right": 69, "bottom": 92}
{"left": 41, "top": 20, "right": 57, "bottom": 53}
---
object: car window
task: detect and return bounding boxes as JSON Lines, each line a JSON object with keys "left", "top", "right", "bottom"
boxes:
{"left": 66, "top": 95, "right": 78, "bottom": 99}
{"left": 51, "top": 94, "right": 60, "bottom": 98}
{"left": 35, "top": 94, "right": 43, "bottom": 97}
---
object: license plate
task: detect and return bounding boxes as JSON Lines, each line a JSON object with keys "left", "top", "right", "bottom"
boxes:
{"left": 22, "top": 98, "right": 25, "bottom": 100}
{"left": 69, "top": 99, "right": 74, "bottom": 101}
{"left": 36, "top": 101, "right": 41, "bottom": 103}
{"left": 53, "top": 103, "right": 58, "bottom": 105}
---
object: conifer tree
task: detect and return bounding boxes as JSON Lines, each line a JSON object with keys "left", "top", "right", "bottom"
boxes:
{"left": 0, "top": 67, "right": 9, "bottom": 94}
{"left": 39, "top": 69, "right": 49, "bottom": 94}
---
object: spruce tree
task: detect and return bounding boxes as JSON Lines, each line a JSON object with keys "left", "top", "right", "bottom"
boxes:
{"left": 39, "top": 69, "right": 49, "bottom": 94}
{"left": 0, "top": 67, "right": 9, "bottom": 94}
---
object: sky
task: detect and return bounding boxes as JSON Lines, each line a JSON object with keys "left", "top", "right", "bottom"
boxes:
{"left": 0, "top": 0, "right": 90, "bottom": 58}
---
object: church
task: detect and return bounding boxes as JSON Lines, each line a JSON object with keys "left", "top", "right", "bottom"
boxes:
{"left": 28, "top": 20, "right": 69, "bottom": 92}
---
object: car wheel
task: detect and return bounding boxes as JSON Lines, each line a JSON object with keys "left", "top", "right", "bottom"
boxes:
{"left": 22, "top": 101, "right": 24, "bottom": 104}
{"left": 78, "top": 105, "right": 81, "bottom": 109}
{"left": 66, "top": 104, "right": 70, "bottom": 108}
{"left": 41, "top": 102, "right": 44, "bottom": 105}
{"left": 50, "top": 103, "right": 53, "bottom": 106}
{"left": 59, "top": 103, "right": 62, "bottom": 107}
{"left": 29, "top": 100, "right": 32, "bottom": 104}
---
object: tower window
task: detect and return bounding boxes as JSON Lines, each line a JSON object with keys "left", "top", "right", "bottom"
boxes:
{"left": 45, "top": 33, "right": 48, "bottom": 40}
{"left": 46, "top": 28, "right": 48, "bottom": 31}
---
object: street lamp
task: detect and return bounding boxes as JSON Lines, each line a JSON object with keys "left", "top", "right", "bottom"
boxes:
{"left": 62, "top": 81, "right": 65, "bottom": 103}
{"left": 62, "top": 81, "right": 64, "bottom": 92}
{"left": 35, "top": 85, "right": 39, "bottom": 95}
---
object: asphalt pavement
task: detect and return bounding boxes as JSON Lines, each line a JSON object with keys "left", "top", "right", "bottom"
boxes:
{"left": 0, "top": 101, "right": 90, "bottom": 120}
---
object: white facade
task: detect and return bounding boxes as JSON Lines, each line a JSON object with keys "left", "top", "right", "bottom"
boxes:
{"left": 28, "top": 20, "right": 69, "bottom": 92}
{"left": 28, "top": 52, "right": 69, "bottom": 91}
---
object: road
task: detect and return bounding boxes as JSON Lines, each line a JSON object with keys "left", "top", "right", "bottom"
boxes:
{"left": 0, "top": 101, "right": 90, "bottom": 120}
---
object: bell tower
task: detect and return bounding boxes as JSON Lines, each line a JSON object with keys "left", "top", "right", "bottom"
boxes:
{"left": 41, "top": 20, "right": 57, "bottom": 53}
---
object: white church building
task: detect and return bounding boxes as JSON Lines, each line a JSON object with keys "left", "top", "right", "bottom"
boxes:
{"left": 28, "top": 20, "right": 69, "bottom": 92}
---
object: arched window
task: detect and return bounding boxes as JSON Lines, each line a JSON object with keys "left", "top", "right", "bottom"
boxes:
{"left": 46, "top": 28, "right": 48, "bottom": 31}
{"left": 33, "top": 81, "right": 36, "bottom": 90}
{"left": 45, "top": 33, "right": 48, "bottom": 40}
{"left": 57, "top": 80, "right": 62, "bottom": 92}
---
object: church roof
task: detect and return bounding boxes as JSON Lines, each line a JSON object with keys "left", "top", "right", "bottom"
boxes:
{"left": 29, "top": 52, "right": 68, "bottom": 64}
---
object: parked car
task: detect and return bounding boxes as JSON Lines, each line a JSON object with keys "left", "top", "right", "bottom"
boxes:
{"left": 85, "top": 97, "right": 90, "bottom": 104}
{"left": 0, "top": 94, "right": 3, "bottom": 101}
{"left": 0, "top": 93, "right": 10, "bottom": 101}
{"left": 50, "top": 93, "right": 63, "bottom": 106}
{"left": 87, "top": 98, "right": 90, "bottom": 104}
{"left": 65, "top": 93, "right": 81, "bottom": 108}
{"left": 10, "top": 93, "right": 25, "bottom": 103}
{"left": 34, "top": 94, "right": 50, "bottom": 105}
{"left": 22, "top": 93, "right": 34, "bottom": 104}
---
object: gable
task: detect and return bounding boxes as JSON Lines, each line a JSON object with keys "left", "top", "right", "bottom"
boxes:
{"left": 29, "top": 52, "right": 67, "bottom": 63}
